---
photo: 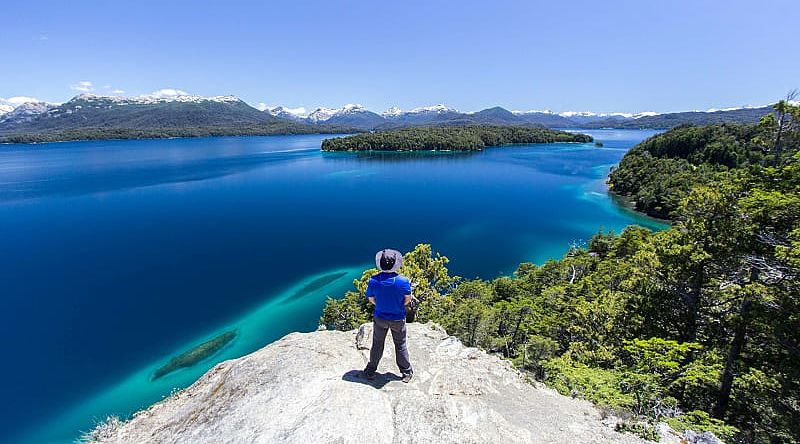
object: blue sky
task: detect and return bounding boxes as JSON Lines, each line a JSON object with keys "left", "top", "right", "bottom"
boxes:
{"left": 2, "top": 0, "right": 798, "bottom": 113}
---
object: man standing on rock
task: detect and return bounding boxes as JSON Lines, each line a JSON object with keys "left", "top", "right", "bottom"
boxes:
{"left": 363, "top": 248, "right": 414, "bottom": 383}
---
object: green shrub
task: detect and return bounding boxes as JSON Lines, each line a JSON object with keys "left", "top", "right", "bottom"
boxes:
{"left": 665, "top": 410, "right": 738, "bottom": 442}
{"left": 542, "top": 356, "right": 634, "bottom": 410}
{"left": 615, "top": 420, "right": 661, "bottom": 441}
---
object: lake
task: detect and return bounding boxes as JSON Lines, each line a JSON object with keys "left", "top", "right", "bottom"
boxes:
{"left": 0, "top": 129, "right": 664, "bottom": 443}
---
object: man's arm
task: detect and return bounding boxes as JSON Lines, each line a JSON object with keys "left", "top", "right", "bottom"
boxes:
{"left": 366, "top": 278, "right": 375, "bottom": 305}
{"left": 403, "top": 278, "right": 413, "bottom": 306}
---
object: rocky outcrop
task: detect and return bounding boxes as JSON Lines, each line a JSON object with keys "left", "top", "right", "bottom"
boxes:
{"left": 96, "top": 322, "right": 683, "bottom": 443}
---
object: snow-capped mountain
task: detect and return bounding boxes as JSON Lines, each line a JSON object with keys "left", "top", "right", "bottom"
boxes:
{"left": 0, "top": 101, "right": 55, "bottom": 124}
{"left": 507, "top": 110, "right": 577, "bottom": 127}
{"left": 380, "top": 104, "right": 458, "bottom": 118}
{"left": 406, "top": 104, "right": 457, "bottom": 114}
{"left": 381, "top": 107, "right": 403, "bottom": 118}
{"left": 0, "top": 93, "right": 285, "bottom": 135}
{"left": 304, "top": 104, "right": 384, "bottom": 129}
{"left": 72, "top": 93, "right": 241, "bottom": 106}
{"left": 510, "top": 110, "right": 661, "bottom": 126}
{"left": 380, "top": 104, "right": 463, "bottom": 127}
{"left": 265, "top": 106, "right": 307, "bottom": 122}
{"left": 307, "top": 104, "right": 367, "bottom": 123}
{"left": 0, "top": 96, "right": 45, "bottom": 115}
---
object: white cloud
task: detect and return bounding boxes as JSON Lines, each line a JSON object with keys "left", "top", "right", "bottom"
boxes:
{"left": 1, "top": 96, "right": 41, "bottom": 106}
{"left": 99, "top": 85, "right": 126, "bottom": 95}
{"left": 70, "top": 81, "right": 94, "bottom": 92}
{"left": 256, "top": 102, "right": 270, "bottom": 111}
{"left": 146, "top": 88, "right": 189, "bottom": 98}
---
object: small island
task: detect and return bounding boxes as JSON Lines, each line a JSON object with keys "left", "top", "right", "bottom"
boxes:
{"left": 152, "top": 330, "right": 237, "bottom": 380}
{"left": 321, "top": 125, "right": 593, "bottom": 152}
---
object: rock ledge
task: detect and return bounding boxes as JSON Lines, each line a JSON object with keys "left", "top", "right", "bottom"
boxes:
{"left": 98, "top": 322, "right": 672, "bottom": 443}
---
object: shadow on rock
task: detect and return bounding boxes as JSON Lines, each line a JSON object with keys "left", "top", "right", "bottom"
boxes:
{"left": 341, "top": 370, "right": 399, "bottom": 389}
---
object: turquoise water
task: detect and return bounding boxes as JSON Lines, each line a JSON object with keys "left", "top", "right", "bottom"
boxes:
{"left": 0, "top": 130, "right": 664, "bottom": 443}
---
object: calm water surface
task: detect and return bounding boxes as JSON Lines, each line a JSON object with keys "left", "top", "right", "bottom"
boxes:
{"left": 0, "top": 130, "right": 663, "bottom": 443}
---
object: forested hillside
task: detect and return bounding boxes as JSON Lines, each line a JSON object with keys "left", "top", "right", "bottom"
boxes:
{"left": 320, "top": 99, "right": 800, "bottom": 443}
{"left": 0, "top": 94, "right": 356, "bottom": 143}
{"left": 0, "top": 123, "right": 350, "bottom": 144}
{"left": 583, "top": 106, "right": 770, "bottom": 130}
{"left": 608, "top": 99, "right": 799, "bottom": 219}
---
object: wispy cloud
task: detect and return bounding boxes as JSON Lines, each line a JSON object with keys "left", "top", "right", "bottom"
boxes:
{"left": 70, "top": 81, "right": 94, "bottom": 92}
{"left": 36, "top": 35, "right": 49, "bottom": 41}
{"left": 101, "top": 85, "right": 126, "bottom": 95}
{"left": 146, "top": 88, "right": 189, "bottom": 98}
{"left": 256, "top": 102, "right": 270, "bottom": 111}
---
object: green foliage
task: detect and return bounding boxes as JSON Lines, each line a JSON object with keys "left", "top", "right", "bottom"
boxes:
{"left": 319, "top": 292, "right": 370, "bottom": 331}
{"left": 622, "top": 338, "right": 702, "bottom": 377}
{"left": 543, "top": 356, "right": 634, "bottom": 410}
{"left": 615, "top": 420, "right": 661, "bottom": 441}
{"left": 608, "top": 123, "right": 768, "bottom": 218}
{"left": 321, "top": 125, "right": 592, "bottom": 151}
{"left": 666, "top": 410, "right": 739, "bottom": 442}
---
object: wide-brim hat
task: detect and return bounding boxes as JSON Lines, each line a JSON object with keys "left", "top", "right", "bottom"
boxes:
{"left": 375, "top": 248, "right": 403, "bottom": 273}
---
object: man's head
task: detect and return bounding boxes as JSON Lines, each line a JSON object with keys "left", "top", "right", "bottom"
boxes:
{"left": 375, "top": 248, "right": 403, "bottom": 273}
{"left": 380, "top": 251, "right": 396, "bottom": 271}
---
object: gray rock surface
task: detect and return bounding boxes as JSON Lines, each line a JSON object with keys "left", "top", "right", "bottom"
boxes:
{"left": 98, "top": 322, "right": 674, "bottom": 444}
{"left": 684, "top": 430, "right": 724, "bottom": 444}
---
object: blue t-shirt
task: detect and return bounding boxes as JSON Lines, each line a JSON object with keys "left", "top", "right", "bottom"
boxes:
{"left": 366, "top": 272, "right": 412, "bottom": 321}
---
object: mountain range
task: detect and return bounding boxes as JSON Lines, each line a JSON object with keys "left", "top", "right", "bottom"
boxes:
{"left": 268, "top": 102, "right": 772, "bottom": 130}
{"left": 0, "top": 93, "right": 774, "bottom": 143}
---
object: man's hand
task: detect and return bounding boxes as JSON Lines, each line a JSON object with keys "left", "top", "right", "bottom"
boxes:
{"left": 404, "top": 295, "right": 413, "bottom": 306}
{"left": 368, "top": 297, "right": 375, "bottom": 305}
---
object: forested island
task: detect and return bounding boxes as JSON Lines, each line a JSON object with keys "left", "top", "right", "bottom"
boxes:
{"left": 320, "top": 99, "right": 800, "bottom": 443}
{"left": 320, "top": 125, "right": 592, "bottom": 151}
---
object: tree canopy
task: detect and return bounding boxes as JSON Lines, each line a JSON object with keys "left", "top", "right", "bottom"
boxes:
{"left": 321, "top": 125, "right": 592, "bottom": 152}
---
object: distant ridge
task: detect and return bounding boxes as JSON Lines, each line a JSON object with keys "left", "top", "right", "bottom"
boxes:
{"left": 0, "top": 92, "right": 775, "bottom": 143}
{"left": 265, "top": 102, "right": 772, "bottom": 130}
{"left": 0, "top": 94, "right": 354, "bottom": 143}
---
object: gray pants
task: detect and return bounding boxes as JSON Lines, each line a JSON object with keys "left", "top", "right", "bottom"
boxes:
{"left": 366, "top": 317, "right": 413, "bottom": 374}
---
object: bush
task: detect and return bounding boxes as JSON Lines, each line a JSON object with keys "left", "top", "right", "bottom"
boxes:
{"left": 542, "top": 356, "right": 634, "bottom": 411}
{"left": 665, "top": 410, "right": 738, "bottom": 442}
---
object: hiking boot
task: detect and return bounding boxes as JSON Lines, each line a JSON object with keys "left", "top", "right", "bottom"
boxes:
{"left": 401, "top": 372, "right": 413, "bottom": 383}
{"left": 363, "top": 367, "right": 377, "bottom": 380}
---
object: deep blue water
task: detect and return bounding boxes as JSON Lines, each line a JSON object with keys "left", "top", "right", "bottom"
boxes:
{"left": 0, "top": 130, "right": 663, "bottom": 443}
